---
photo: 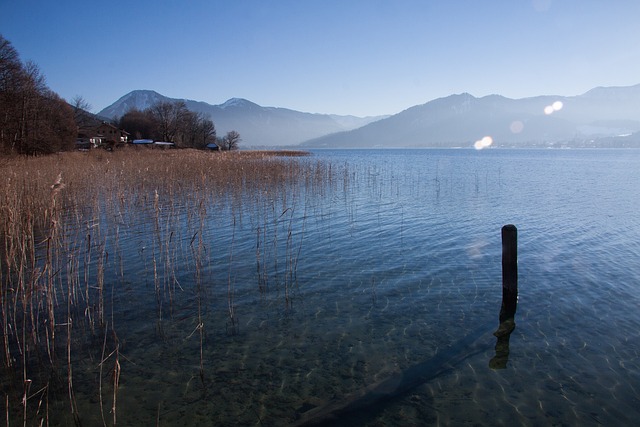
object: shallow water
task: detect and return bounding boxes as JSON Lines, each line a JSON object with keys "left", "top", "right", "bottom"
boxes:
{"left": 18, "top": 149, "right": 640, "bottom": 425}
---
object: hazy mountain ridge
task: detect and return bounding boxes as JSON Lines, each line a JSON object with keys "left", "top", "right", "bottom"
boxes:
{"left": 98, "top": 90, "right": 386, "bottom": 146}
{"left": 302, "top": 84, "right": 640, "bottom": 148}
{"left": 99, "top": 85, "right": 640, "bottom": 148}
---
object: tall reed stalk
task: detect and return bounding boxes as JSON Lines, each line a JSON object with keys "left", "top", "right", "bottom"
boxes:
{"left": 0, "top": 148, "right": 337, "bottom": 424}
{"left": 227, "top": 216, "right": 238, "bottom": 335}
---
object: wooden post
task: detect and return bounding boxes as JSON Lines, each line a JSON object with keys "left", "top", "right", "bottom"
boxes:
{"left": 494, "top": 224, "right": 517, "bottom": 338}
{"left": 491, "top": 224, "right": 518, "bottom": 367}
{"left": 500, "top": 224, "right": 517, "bottom": 322}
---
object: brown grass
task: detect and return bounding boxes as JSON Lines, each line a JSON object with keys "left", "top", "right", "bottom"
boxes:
{"left": 0, "top": 147, "right": 334, "bottom": 424}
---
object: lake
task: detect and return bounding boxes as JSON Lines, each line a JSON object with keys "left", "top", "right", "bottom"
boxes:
{"left": 23, "top": 149, "right": 640, "bottom": 425}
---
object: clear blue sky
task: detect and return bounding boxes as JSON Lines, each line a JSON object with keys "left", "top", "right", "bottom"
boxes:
{"left": 1, "top": 0, "right": 639, "bottom": 116}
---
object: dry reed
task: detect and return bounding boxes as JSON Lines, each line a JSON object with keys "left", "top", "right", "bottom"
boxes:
{"left": 0, "top": 147, "right": 336, "bottom": 424}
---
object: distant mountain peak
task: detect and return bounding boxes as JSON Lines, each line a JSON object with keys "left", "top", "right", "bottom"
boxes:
{"left": 97, "top": 90, "right": 382, "bottom": 146}
{"left": 114, "top": 89, "right": 166, "bottom": 103}
{"left": 220, "top": 98, "right": 258, "bottom": 109}
{"left": 99, "top": 90, "right": 170, "bottom": 118}
{"left": 129, "top": 89, "right": 162, "bottom": 96}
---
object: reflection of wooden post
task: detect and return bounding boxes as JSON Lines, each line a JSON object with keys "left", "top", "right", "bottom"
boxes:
{"left": 489, "top": 334, "right": 511, "bottom": 369}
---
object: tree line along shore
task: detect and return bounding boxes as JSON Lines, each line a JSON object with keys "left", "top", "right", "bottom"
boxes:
{"left": 0, "top": 34, "right": 245, "bottom": 156}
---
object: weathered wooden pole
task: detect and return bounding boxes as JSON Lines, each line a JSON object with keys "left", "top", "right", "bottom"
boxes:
{"left": 491, "top": 225, "right": 518, "bottom": 368}
{"left": 494, "top": 224, "right": 517, "bottom": 338}
{"left": 500, "top": 224, "right": 518, "bottom": 322}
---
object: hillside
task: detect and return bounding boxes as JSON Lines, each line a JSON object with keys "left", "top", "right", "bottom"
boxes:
{"left": 98, "top": 91, "right": 385, "bottom": 146}
{"left": 301, "top": 85, "right": 640, "bottom": 148}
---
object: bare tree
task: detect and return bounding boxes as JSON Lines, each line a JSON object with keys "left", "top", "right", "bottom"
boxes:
{"left": 19, "top": 62, "right": 51, "bottom": 153}
{"left": 71, "top": 95, "right": 93, "bottom": 126}
{"left": 32, "top": 90, "right": 76, "bottom": 153}
{"left": 117, "top": 100, "right": 219, "bottom": 149}
{"left": 176, "top": 110, "right": 207, "bottom": 148}
{"left": 196, "top": 115, "right": 216, "bottom": 148}
{"left": 0, "top": 36, "right": 76, "bottom": 154}
{"left": 0, "top": 34, "right": 23, "bottom": 152}
{"left": 71, "top": 95, "right": 91, "bottom": 113}
{"left": 0, "top": 34, "right": 22, "bottom": 97}
{"left": 118, "top": 108, "right": 155, "bottom": 140}
{"left": 148, "top": 100, "right": 188, "bottom": 142}
{"left": 221, "top": 130, "right": 241, "bottom": 151}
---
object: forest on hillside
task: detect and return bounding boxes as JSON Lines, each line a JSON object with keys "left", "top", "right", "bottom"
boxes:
{"left": 0, "top": 34, "right": 77, "bottom": 154}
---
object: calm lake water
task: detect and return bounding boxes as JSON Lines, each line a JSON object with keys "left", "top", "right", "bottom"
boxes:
{"left": 41, "top": 149, "right": 640, "bottom": 425}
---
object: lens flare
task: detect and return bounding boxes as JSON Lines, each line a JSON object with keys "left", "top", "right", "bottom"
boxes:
{"left": 544, "top": 100, "right": 564, "bottom": 115}
{"left": 474, "top": 136, "right": 493, "bottom": 150}
{"left": 510, "top": 120, "right": 524, "bottom": 134}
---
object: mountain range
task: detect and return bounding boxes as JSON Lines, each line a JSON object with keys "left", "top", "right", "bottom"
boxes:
{"left": 98, "top": 90, "right": 385, "bottom": 147}
{"left": 99, "top": 84, "right": 640, "bottom": 148}
{"left": 303, "top": 84, "right": 640, "bottom": 148}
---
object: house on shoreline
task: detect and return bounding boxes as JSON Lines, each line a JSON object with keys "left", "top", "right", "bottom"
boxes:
{"left": 76, "top": 121, "right": 129, "bottom": 150}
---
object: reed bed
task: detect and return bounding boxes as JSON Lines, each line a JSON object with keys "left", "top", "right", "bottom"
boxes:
{"left": 0, "top": 147, "right": 338, "bottom": 425}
